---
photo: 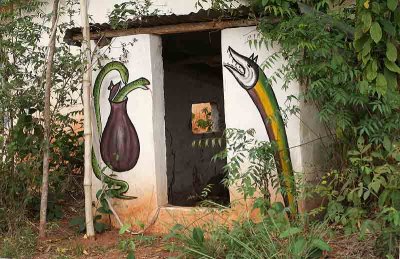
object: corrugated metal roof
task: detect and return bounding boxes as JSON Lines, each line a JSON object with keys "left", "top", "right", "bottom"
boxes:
{"left": 64, "top": 6, "right": 254, "bottom": 45}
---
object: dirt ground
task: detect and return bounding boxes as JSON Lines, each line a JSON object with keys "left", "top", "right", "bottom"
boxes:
{"left": 30, "top": 204, "right": 178, "bottom": 259}
{"left": 7, "top": 201, "right": 379, "bottom": 259}
{"left": 32, "top": 217, "right": 379, "bottom": 259}
{"left": 34, "top": 222, "right": 177, "bottom": 259}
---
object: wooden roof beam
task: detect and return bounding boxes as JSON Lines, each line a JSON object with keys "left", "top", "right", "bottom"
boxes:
{"left": 71, "top": 19, "right": 260, "bottom": 42}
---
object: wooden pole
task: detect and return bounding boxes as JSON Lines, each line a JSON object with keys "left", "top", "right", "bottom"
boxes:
{"left": 39, "top": 0, "right": 60, "bottom": 239}
{"left": 80, "top": 0, "right": 95, "bottom": 237}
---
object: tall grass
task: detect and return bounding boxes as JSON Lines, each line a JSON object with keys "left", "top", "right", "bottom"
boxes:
{"left": 166, "top": 202, "right": 331, "bottom": 259}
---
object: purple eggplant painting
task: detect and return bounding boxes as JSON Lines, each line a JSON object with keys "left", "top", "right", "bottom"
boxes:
{"left": 100, "top": 81, "right": 141, "bottom": 172}
{"left": 92, "top": 61, "right": 150, "bottom": 198}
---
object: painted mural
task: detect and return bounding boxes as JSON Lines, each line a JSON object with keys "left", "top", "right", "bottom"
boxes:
{"left": 224, "top": 47, "right": 297, "bottom": 213}
{"left": 92, "top": 61, "right": 150, "bottom": 199}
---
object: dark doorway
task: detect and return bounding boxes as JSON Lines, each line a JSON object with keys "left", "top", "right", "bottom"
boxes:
{"left": 162, "top": 31, "right": 229, "bottom": 207}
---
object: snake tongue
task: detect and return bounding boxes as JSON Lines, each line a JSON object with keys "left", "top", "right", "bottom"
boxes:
{"left": 108, "top": 81, "right": 122, "bottom": 101}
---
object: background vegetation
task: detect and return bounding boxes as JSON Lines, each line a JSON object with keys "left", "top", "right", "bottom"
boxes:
{"left": 0, "top": 0, "right": 84, "bottom": 247}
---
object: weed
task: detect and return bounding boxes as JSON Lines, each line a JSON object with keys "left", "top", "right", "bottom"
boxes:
{"left": 0, "top": 226, "right": 37, "bottom": 258}
{"left": 167, "top": 202, "right": 331, "bottom": 259}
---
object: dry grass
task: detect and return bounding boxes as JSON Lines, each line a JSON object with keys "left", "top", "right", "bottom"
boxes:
{"left": 328, "top": 232, "right": 379, "bottom": 259}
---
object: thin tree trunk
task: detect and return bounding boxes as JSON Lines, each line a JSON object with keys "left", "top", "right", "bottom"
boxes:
{"left": 80, "top": 0, "right": 95, "bottom": 237}
{"left": 39, "top": 0, "right": 60, "bottom": 239}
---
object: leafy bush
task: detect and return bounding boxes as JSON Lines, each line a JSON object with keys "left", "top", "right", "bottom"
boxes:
{"left": 0, "top": 0, "right": 84, "bottom": 233}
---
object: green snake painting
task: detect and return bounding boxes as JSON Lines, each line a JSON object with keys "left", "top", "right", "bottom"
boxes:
{"left": 92, "top": 61, "right": 150, "bottom": 199}
{"left": 224, "top": 47, "right": 297, "bottom": 214}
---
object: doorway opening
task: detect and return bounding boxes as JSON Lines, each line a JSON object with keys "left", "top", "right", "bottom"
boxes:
{"left": 162, "top": 31, "right": 229, "bottom": 207}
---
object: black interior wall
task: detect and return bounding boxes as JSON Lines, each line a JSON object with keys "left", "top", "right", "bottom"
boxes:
{"left": 162, "top": 31, "right": 229, "bottom": 206}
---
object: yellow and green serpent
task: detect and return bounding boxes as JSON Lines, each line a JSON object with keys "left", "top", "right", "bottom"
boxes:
{"left": 92, "top": 61, "right": 150, "bottom": 199}
{"left": 224, "top": 47, "right": 297, "bottom": 214}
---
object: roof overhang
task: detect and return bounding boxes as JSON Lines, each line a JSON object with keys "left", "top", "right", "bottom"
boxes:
{"left": 64, "top": 7, "right": 278, "bottom": 46}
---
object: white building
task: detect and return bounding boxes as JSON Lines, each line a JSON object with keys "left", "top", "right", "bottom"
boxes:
{"left": 62, "top": 0, "right": 327, "bottom": 233}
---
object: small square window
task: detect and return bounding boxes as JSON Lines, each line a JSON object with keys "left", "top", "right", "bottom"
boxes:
{"left": 191, "top": 102, "right": 220, "bottom": 134}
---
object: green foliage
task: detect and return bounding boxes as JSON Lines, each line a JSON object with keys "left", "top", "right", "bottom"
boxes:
{"left": 167, "top": 202, "right": 331, "bottom": 258}
{"left": 195, "top": 0, "right": 241, "bottom": 10}
{"left": 108, "top": 0, "right": 159, "bottom": 29}
{"left": 69, "top": 215, "right": 109, "bottom": 234}
{"left": 213, "top": 128, "right": 279, "bottom": 201}
{"left": 198, "top": 0, "right": 399, "bottom": 256}
{"left": 119, "top": 237, "right": 136, "bottom": 259}
{"left": 0, "top": 0, "right": 84, "bottom": 234}
{"left": 249, "top": 0, "right": 400, "bottom": 256}
{"left": 194, "top": 107, "right": 214, "bottom": 132}
{"left": 0, "top": 225, "right": 37, "bottom": 258}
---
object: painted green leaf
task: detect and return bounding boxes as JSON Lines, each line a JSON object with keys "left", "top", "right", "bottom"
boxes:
{"left": 384, "top": 59, "right": 400, "bottom": 73}
{"left": 370, "top": 22, "right": 382, "bottom": 43}
{"left": 386, "top": 42, "right": 397, "bottom": 62}
{"left": 387, "top": 0, "right": 398, "bottom": 11}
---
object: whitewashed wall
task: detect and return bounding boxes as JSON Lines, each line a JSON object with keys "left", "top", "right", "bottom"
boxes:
{"left": 91, "top": 35, "right": 167, "bottom": 225}
{"left": 222, "top": 26, "right": 302, "bottom": 165}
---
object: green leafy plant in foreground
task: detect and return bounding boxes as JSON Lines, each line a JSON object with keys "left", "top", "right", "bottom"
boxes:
{"left": 166, "top": 202, "right": 331, "bottom": 259}
{"left": 189, "top": 127, "right": 330, "bottom": 258}
{"left": 69, "top": 215, "right": 109, "bottom": 234}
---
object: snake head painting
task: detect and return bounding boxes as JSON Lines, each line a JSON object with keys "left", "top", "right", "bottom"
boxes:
{"left": 224, "top": 47, "right": 298, "bottom": 215}
{"left": 224, "top": 46, "right": 259, "bottom": 90}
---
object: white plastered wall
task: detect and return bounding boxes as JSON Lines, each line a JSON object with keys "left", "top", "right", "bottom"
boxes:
{"left": 221, "top": 26, "right": 303, "bottom": 203}
{"left": 91, "top": 34, "right": 167, "bottom": 226}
